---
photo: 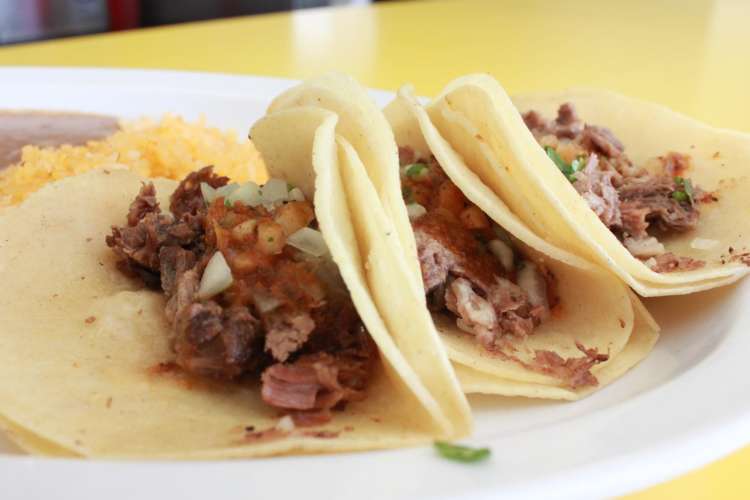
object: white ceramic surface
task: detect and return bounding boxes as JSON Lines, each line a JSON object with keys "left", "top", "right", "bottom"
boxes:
{"left": 1, "top": 68, "right": 748, "bottom": 500}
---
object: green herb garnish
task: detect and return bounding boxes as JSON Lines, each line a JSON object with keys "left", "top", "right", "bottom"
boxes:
{"left": 672, "top": 176, "right": 695, "bottom": 205}
{"left": 545, "top": 147, "right": 579, "bottom": 182}
{"left": 404, "top": 162, "right": 428, "bottom": 177}
{"left": 287, "top": 182, "right": 295, "bottom": 192}
{"left": 434, "top": 441, "right": 490, "bottom": 463}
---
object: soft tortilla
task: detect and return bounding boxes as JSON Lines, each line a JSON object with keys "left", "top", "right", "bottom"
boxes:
{"left": 427, "top": 75, "right": 750, "bottom": 296}
{"left": 380, "top": 87, "right": 658, "bottom": 398}
{"left": 0, "top": 108, "right": 460, "bottom": 458}
{"left": 251, "top": 106, "right": 472, "bottom": 438}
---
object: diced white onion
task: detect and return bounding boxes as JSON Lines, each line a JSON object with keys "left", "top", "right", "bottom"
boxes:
{"left": 227, "top": 182, "right": 262, "bottom": 207}
{"left": 261, "top": 178, "right": 289, "bottom": 205}
{"left": 287, "top": 227, "right": 328, "bottom": 257}
{"left": 488, "top": 239, "right": 514, "bottom": 272}
{"left": 252, "top": 290, "right": 282, "bottom": 313}
{"left": 215, "top": 183, "right": 239, "bottom": 199}
{"left": 197, "top": 251, "right": 234, "bottom": 300}
{"left": 623, "top": 236, "right": 665, "bottom": 258}
{"left": 690, "top": 238, "right": 719, "bottom": 250}
{"left": 406, "top": 203, "right": 427, "bottom": 220}
{"left": 288, "top": 187, "right": 306, "bottom": 202}
{"left": 200, "top": 182, "right": 217, "bottom": 203}
{"left": 276, "top": 415, "right": 296, "bottom": 432}
{"left": 517, "top": 262, "right": 549, "bottom": 311}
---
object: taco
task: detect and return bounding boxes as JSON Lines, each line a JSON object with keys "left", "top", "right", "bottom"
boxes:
{"left": 423, "top": 75, "right": 750, "bottom": 296}
{"left": 268, "top": 75, "right": 658, "bottom": 398}
{"left": 0, "top": 106, "right": 469, "bottom": 458}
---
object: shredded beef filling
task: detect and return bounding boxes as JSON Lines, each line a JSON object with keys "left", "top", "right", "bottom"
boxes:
{"left": 107, "top": 166, "right": 376, "bottom": 422}
{"left": 399, "top": 149, "right": 552, "bottom": 347}
{"left": 523, "top": 104, "right": 707, "bottom": 272}
{"left": 399, "top": 149, "right": 606, "bottom": 387}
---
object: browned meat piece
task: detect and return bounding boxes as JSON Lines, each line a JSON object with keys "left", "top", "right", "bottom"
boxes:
{"left": 573, "top": 154, "right": 623, "bottom": 229}
{"left": 581, "top": 125, "right": 625, "bottom": 158}
{"left": 169, "top": 165, "right": 228, "bottom": 219}
{"left": 533, "top": 342, "right": 609, "bottom": 389}
{"left": 261, "top": 351, "right": 371, "bottom": 416}
{"left": 445, "top": 277, "right": 539, "bottom": 346}
{"left": 619, "top": 176, "right": 699, "bottom": 238}
{"left": 159, "top": 246, "right": 198, "bottom": 296}
{"left": 522, "top": 110, "right": 548, "bottom": 132}
{"left": 165, "top": 268, "right": 199, "bottom": 324}
{"left": 173, "top": 301, "right": 262, "bottom": 379}
{"left": 556, "top": 102, "right": 579, "bottom": 126}
{"left": 413, "top": 211, "right": 505, "bottom": 292}
{"left": 107, "top": 211, "right": 198, "bottom": 283}
{"left": 127, "top": 182, "right": 160, "bottom": 226}
{"left": 649, "top": 253, "right": 706, "bottom": 273}
{"left": 413, "top": 211, "right": 544, "bottom": 344}
{"left": 523, "top": 104, "right": 583, "bottom": 139}
{"left": 553, "top": 103, "right": 584, "bottom": 139}
{"left": 264, "top": 313, "right": 316, "bottom": 362}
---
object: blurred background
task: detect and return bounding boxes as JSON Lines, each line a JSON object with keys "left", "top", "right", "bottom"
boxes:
{"left": 0, "top": 0, "right": 381, "bottom": 44}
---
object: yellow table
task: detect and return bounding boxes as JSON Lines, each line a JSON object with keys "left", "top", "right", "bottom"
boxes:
{"left": 1, "top": 0, "right": 748, "bottom": 496}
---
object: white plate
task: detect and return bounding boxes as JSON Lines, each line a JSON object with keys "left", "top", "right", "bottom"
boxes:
{"left": 1, "top": 67, "right": 749, "bottom": 500}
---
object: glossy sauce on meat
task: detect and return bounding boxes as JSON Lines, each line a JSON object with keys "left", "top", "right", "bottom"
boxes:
{"left": 0, "top": 111, "right": 118, "bottom": 169}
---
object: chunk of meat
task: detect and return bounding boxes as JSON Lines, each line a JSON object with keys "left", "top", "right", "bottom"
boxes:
{"left": 572, "top": 154, "right": 622, "bottom": 229}
{"left": 581, "top": 125, "right": 624, "bottom": 158}
{"left": 532, "top": 343, "right": 609, "bottom": 389}
{"left": 173, "top": 301, "right": 261, "bottom": 379}
{"left": 413, "top": 211, "right": 506, "bottom": 293}
{"left": 413, "top": 211, "right": 545, "bottom": 344}
{"left": 127, "top": 182, "right": 160, "bottom": 226}
{"left": 648, "top": 253, "right": 706, "bottom": 273}
{"left": 261, "top": 351, "right": 371, "bottom": 417}
{"left": 619, "top": 176, "right": 700, "bottom": 238}
{"left": 159, "top": 246, "right": 198, "bottom": 296}
{"left": 264, "top": 313, "right": 316, "bottom": 362}
{"left": 107, "top": 182, "right": 201, "bottom": 287}
{"left": 169, "top": 165, "right": 228, "bottom": 220}
{"left": 165, "top": 268, "right": 199, "bottom": 324}
{"left": 445, "top": 278, "right": 497, "bottom": 347}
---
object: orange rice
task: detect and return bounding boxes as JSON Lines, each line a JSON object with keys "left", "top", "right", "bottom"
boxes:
{"left": 0, "top": 114, "right": 266, "bottom": 208}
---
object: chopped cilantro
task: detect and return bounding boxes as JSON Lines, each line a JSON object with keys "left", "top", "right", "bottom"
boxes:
{"left": 405, "top": 162, "right": 428, "bottom": 177}
{"left": 545, "top": 147, "right": 578, "bottom": 182}
{"left": 673, "top": 176, "right": 695, "bottom": 205}
{"left": 287, "top": 182, "right": 295, "bottom": 192}
{"left": 435, "top": 441, "right": 490, "bottom": 463}
{"left": 672, "top": 190, "right": 688, "bottom": 202}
